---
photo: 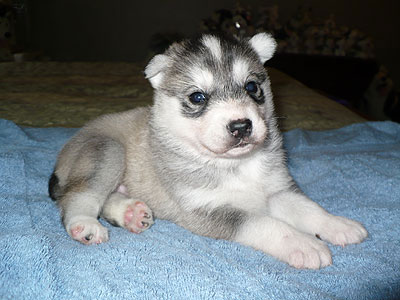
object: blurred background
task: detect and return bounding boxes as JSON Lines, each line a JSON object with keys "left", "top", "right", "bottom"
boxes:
{"left": 1, "top": 0, "right": 399, "bottom": 121}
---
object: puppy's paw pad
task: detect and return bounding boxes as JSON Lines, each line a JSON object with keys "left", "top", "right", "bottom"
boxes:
{"left": 69, "top": 218, "right": 109, "bottom": 245}
{"left": 319, "top": 216, "right": 368, "bottom": 246}
{"left": 124, "top": 201, "right": 154, "bottom": 234}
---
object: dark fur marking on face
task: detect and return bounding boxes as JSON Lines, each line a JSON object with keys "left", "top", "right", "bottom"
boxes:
{"left": 162, "top": 34, "right": 271, "bottom": 117}
{"left": 245, "top": 72, "right": 268, "bottom": 105}
{"left": 181, "top": 100, "right": 209, "bottom": 118}
{"left": 251, "top": 72, "right": 268, "bottom": 83}
{"left": 249, "top": 86, "right": 265, "bottom": 104}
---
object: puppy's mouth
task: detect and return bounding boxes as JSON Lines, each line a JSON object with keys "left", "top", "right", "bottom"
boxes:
{"left": 199, "top": 139, "right": 256, "bottom": 158}
{"left": 198, "top": 133, "right": 266, "bottom": 158}
{"left": 223, "top": 140, "right": 258, "bottom": 158}
{"left": 207, "top": 137, "right": 261, "bottom": 158}
{"left": 232, "top": 137, "right": 251, "bottom": 148}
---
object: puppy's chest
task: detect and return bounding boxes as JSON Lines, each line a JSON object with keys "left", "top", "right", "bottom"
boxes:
{"left": 177, "top": 163, "right": 268, "bottom": 214}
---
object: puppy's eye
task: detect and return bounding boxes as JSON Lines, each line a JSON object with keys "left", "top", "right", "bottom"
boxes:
{"left": 245, "top": 81, "right": 258, "bottom": 94}
{"left": 189, "top": 92, "right": 207, "bottom": 104}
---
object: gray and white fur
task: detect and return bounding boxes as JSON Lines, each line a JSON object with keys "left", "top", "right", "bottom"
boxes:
{"left": 49, "top": 33, "right": 367, "bottom": 269}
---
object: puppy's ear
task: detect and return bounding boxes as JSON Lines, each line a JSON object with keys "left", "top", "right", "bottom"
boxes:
{"left": 249, "top": 33, "right": 277, "bottom": 64}
{"left": 145, "top": 54, "right": 170, "bottom": 89}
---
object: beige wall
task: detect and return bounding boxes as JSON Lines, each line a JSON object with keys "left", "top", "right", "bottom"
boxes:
{"left": 28, "top": 0, "right": 400, "bottom": 88}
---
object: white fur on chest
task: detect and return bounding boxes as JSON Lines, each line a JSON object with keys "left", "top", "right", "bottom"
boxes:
{"left": 177, "top": 153, "right": 269, "bottom": 215}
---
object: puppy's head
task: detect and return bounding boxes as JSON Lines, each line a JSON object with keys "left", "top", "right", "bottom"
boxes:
{"left": 146, "top": 33, "right": 277, "bottom": 159}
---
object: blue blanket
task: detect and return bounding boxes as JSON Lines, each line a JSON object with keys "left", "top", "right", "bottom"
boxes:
{"left": 1, "top": 119, "right": 399, "bottom": 300}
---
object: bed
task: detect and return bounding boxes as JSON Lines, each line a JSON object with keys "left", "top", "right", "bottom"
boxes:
{"left": 0, "top": 61, "right": 365, "bottom": 130}
{"left": 0, "top": 62, "right": 399, "bottom": 299}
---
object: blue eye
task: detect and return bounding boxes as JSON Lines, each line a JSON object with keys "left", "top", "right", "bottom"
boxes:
{"left": 189, "top": 92, "right": 207, "bottom": 104}
{"left": 245, "top": 81, "right": 258, "bottom": 94}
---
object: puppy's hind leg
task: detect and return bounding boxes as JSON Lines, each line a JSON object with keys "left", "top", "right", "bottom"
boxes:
{"left": 62, "top": 189, "right": 110, "bottom": 245}
{"left": 56, "top": 137, "right": 126, "bottom": 245}
{"left": 101, "top": 188, "right": 154, "bottom": 234}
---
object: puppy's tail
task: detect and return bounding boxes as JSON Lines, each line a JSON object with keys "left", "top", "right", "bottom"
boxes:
{"left": 48, "top": 172, "right": 61, "bottom": 201}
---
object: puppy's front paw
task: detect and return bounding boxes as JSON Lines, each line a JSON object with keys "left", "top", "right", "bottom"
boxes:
{"left": 68, "top": 216, "right": 109, "bottom": 245}
{"left": 318, "top": 215, "right": 368, "bottom": 246}
{"left": 279, "top": 233, "right": 332, "bottom": 269}
{"left": 124, "top": 201, "right": 154, "bottom": 234}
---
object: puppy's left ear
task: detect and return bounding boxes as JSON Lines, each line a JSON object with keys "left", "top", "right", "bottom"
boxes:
{"left": 249, "top": 33, "right": 277, "bottom": 64}
{"left": 144, "top": 54, "right": 170, "bottom": 89}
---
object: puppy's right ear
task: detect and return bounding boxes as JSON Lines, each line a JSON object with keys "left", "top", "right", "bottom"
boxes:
{"left": 145, "top": 54, "right": 170, "bottom": 89}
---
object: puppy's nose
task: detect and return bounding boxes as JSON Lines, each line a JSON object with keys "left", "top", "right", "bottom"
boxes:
{"left": 228, "top": 119, "right": 252, "bottom": 139}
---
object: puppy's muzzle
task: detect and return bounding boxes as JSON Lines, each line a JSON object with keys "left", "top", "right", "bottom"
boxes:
{"left": 227, "top": 119, "right": 253, "bottom": 139}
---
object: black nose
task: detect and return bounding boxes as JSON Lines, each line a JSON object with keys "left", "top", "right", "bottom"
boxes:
{"left": 227, "top": 119, "right": 252, "bottom": 139}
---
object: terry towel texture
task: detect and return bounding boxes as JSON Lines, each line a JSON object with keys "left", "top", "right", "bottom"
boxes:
{"left": 0, "top": 119, "right": 399, "bottom": 300}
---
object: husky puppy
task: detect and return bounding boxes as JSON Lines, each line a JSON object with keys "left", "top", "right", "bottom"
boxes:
{"left": 49, "top": 33, "right": 367, "bottom": 269}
